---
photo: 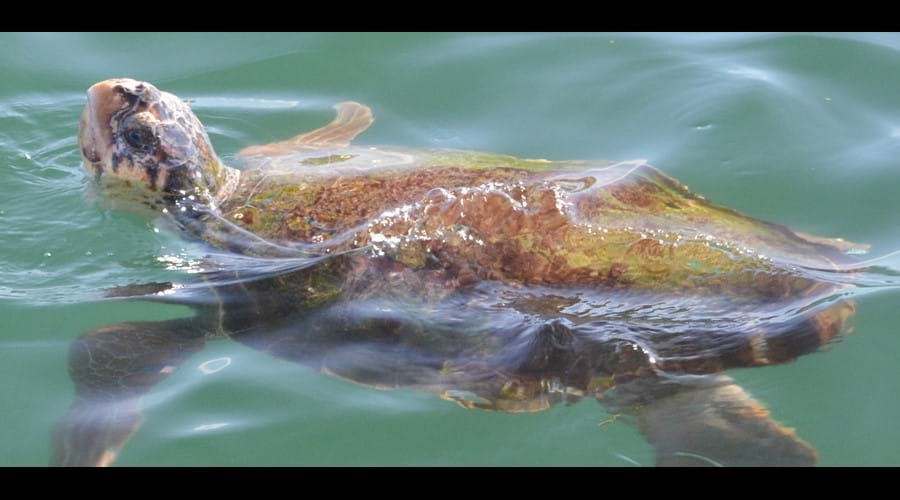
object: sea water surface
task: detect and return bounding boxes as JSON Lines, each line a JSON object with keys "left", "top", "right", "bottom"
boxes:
{"left": 2, "top": 32, "right": 900, "bottom": 466}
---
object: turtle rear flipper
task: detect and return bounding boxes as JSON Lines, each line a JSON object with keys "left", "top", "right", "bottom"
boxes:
{"left": 238, "top": 101, "right": 373, "bottom": 156}
{"left": 655, "top": 299, "right": 856, "bottom": 374}
{"left": 609, "top": 375, "right": 817, "bottom": 467}
{"left": 52, "top": 318, "right": 206, "bottom": 467}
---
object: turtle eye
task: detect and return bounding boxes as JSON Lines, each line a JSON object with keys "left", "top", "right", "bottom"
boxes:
{"left": 124, "top": 128, "right": 144, "bottom": 147}
{"left": 121, "top": 114, "right": 159, "bottom": 152}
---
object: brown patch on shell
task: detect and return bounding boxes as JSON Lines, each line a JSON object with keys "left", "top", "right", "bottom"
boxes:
{"left": 626, "top": 238, "right": 665, "bottom": 258}
{"left": 608, "top": 181, "right": 663, "bottom": 208}
{"left": 227, "top": 166, "right": 535, "bottom": 244}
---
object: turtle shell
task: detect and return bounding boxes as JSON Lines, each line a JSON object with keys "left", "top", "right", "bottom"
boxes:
{"left": 163, "top": 145, "right": 860, "bottom": 410}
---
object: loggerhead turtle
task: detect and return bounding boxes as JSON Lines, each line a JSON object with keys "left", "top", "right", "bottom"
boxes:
{"left": 57, "top": 78, "right": 864, "bottom": 467}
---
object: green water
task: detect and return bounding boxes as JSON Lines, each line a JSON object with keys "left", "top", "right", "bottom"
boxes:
{"left": 3, "top": 32, "right": 900, "bottom": 466}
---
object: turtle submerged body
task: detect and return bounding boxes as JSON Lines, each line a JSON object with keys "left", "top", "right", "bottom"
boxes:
{"left": 57, "top": 78, "right": 864, "bottom": 467}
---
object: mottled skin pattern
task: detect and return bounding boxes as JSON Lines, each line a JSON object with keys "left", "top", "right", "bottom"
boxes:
{"left": 55, "top": 78, "right": 863, "bottom": 467}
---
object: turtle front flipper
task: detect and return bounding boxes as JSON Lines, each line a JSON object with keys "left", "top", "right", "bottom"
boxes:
{"left": 52, "top": 318, "right": 206, "bottom": 467}
{"left": 606, "top": 375, "right": 817, "bottom": 467}
{"left": 238, "top": 101, "right": 373, "bottom": 157}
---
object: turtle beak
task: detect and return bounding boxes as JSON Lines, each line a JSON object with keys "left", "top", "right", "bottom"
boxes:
{"left": 86, "top": 78, "right": 132, "bottom": 111}
{"left": 79, "top": 79, "right": 144, "bottom": 177}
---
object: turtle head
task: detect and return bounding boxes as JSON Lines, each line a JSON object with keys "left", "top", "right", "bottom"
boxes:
{"left": 79, "top": 78, "right": 231, "bottom": 205}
